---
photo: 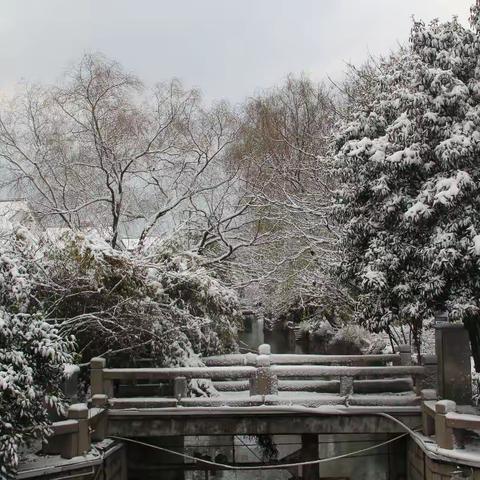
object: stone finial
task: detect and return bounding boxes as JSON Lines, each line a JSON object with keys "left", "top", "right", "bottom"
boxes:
{"left": 258, "top": 344, "right": 271, "bottom": 355}
{"left": 67, "top": 403, "right": 89, "bottom": 419}
{"left": 90, "top": 357, "right": 106, "bottom": 369}
{"left": 435, "top": 399, "right": 456, "bottom": 414}
{"left": 92, "top": 394, "right": 108, "bottom": 408}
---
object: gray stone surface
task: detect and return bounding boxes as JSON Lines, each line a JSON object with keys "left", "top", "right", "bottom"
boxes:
{"left": 107, "top": 409, "right": 421, "bottom": 437}
{"left": 435, "top": 322, "right": 472, "bottom": 404}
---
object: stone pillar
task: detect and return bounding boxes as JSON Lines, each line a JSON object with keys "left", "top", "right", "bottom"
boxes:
{"left": 339, "top": 375, "right": 354, "bottom": 396}
{"left": 258, "top": 343, "right": 271, "bottom": 356}
{"left": 91, "top": 357, "right": 107, "bottom": 396}
{"left": 68, "top": 403, "right": 90, "bottom": 455}
{"left": 435, "top": 319, "right": 472, "bottom": 404}
{"left": 91, "top": 394, "right": 108, "bottom": 441}
{"left": 174, "top": 376, "right": 188, "bottom": 400}
{"left": 420, "top": 354, "right": 438, "bottom": 391}
{"left": 397, "top": 344, "right": 412, "bottom": 365}
{"left": 434, "top": 400, "right": 456, "bottom": 450}
{"left": 421, "top": 389, "right": 437, "bottom": 437}
{"left": 301, "top": 434, "right": 319, "bottom": 480}
{"left": 249, "top": 344, "right": 278, "bottom": 396}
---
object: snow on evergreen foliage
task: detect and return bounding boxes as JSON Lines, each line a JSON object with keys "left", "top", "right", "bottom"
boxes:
{"left": 335, "top": 3, "right": 480, "bottom": 365}
{"left": 0, "top": 233, "right": 75, "bottom": 479}
{"left": 44, "top": 231, "right": 241, "bottom": 368}
{"left": 0, "top": 228, "right": 241, "bottom": 476}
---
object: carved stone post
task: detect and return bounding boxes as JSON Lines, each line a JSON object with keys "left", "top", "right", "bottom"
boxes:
{"left": 421, "top": 354, "right": 438, "bottom": 392}
{"left": 397, "top": 344, "right": 412, "bottom": 365}
{"left": 174, "top": 376, "right": 188, "bottom": 400}
{"left": 249, "top": 344, "right": 278, "bottom": 397}
{"left": 91, "top": 357, "right": 106, "bottom": 396}
{"left": 91, "top": 394, "right": 108, "bottom": 441}
{"left": 435, "top": 400, "right": 456, "bottom": 449}
{"left": 421, "top": 390, "right": 437, "bottom": 436}
{"left": 68, "top": 403, "right": 90, "bottom": 456}
{"left": 435, "top": 318, "right": 472, "bottom": 404}
{"left": 340, "top": 375, "right": 354, "bottom": 396}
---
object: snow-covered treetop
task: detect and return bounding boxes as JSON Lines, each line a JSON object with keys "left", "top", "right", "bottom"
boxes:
{"left": 335, "top": 4, "right": 480, "bottom": 360}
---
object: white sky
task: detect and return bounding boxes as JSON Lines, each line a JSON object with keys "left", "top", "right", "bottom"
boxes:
{"left": 0, "top": 0, "right": 472, "bottom": 104}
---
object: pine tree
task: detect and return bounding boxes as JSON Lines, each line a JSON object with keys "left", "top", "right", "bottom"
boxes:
{"left": 336, "top": 2, "right": 480, "bottom": 367}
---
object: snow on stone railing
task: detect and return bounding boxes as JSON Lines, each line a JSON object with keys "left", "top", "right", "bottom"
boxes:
{"left": 421, "top": 392, "right": 480, "bottom": 450}
{"left": 90, "top": 343, "right": 429, "bottom": 403}
{"left": 41, "top": 402, "right": 107, "bottom": 459}
{"left": 204, "top": 351, "right": 402, "bottom": 367}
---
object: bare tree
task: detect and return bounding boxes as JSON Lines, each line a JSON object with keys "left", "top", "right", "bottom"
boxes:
{"left": 0, "top": 54, "right": 257, "bottom": 258}
{"left": 228, "top": 75, "right": 352, "bottom": 319}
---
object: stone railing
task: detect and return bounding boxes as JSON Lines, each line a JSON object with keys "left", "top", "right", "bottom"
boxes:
{"left": 204, "top": 351, "right": 403, "bottom": 366}
{"left": 42, "top": 403, "right": 107, "bottom": 459}
{"left": 89, "top": 343, "right": 427, "bottom": 402}
{"left": 40, "top": 343, "right": 431, "bottom": 458}
{"left": 422, "top": 393, "right": 480, "bottom": 450}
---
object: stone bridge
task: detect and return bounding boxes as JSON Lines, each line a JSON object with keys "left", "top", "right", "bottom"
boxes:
{"left": 31, "top": 325, "right": 480, "bottom": 480}
{"left": 39, "top": 344, "right": 429, "bottom": 477}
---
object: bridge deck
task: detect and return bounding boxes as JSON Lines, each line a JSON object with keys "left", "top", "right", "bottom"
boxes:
{"left": 106, "top": 405, "right": 421, "bottom": 437}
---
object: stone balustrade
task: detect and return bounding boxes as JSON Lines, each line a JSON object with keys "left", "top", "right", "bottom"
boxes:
{"left": 42, "top": 403, "right": 107, "bottom": 459}
{"left": 88, "top": 343, "right": 424, "bottom": 403}
{"left": 421, "top": 393, "right": 480, "bottom": 450}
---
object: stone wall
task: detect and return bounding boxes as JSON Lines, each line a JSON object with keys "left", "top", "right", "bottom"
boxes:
{"left": 17, "top": 441, "right": 127, "bottom": 480}
{"left": 101, "top": 443, "right": 127, "bottom": 480}
{"left": 407, "top": 439, "right": 480, "bottom": 480}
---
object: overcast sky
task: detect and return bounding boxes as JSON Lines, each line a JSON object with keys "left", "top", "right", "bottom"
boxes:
{"left": 0, "top": 0, "right": 472, "bottom": 104}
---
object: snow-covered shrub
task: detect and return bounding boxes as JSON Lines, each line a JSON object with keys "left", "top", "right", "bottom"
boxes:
{"left": 273, "top": 292, "right": 349, "bottom": 331}
{"left": 0, "top": 235, "right": 75, "bottom": 479}
{"left": 327, "top": 325, "right": 369, "bottom": 355}
{"left": 335, "top": 4, "right": 480, "bottom": 365}
{"left": 42, "top": 232, "right": 241, "bottom": 367}
{"left": 0, "top": 227, "right": 240, "bottom": 476}
{"left": 300, "top": 318, "right": 334, "bottom": 337}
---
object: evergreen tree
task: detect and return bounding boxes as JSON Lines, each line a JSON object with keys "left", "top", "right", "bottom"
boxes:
{"left": 0, "top": 233, "right": 75, "bottom": 478}
{"left": 336, "top": 2, "right": 480, "bottom": 367}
